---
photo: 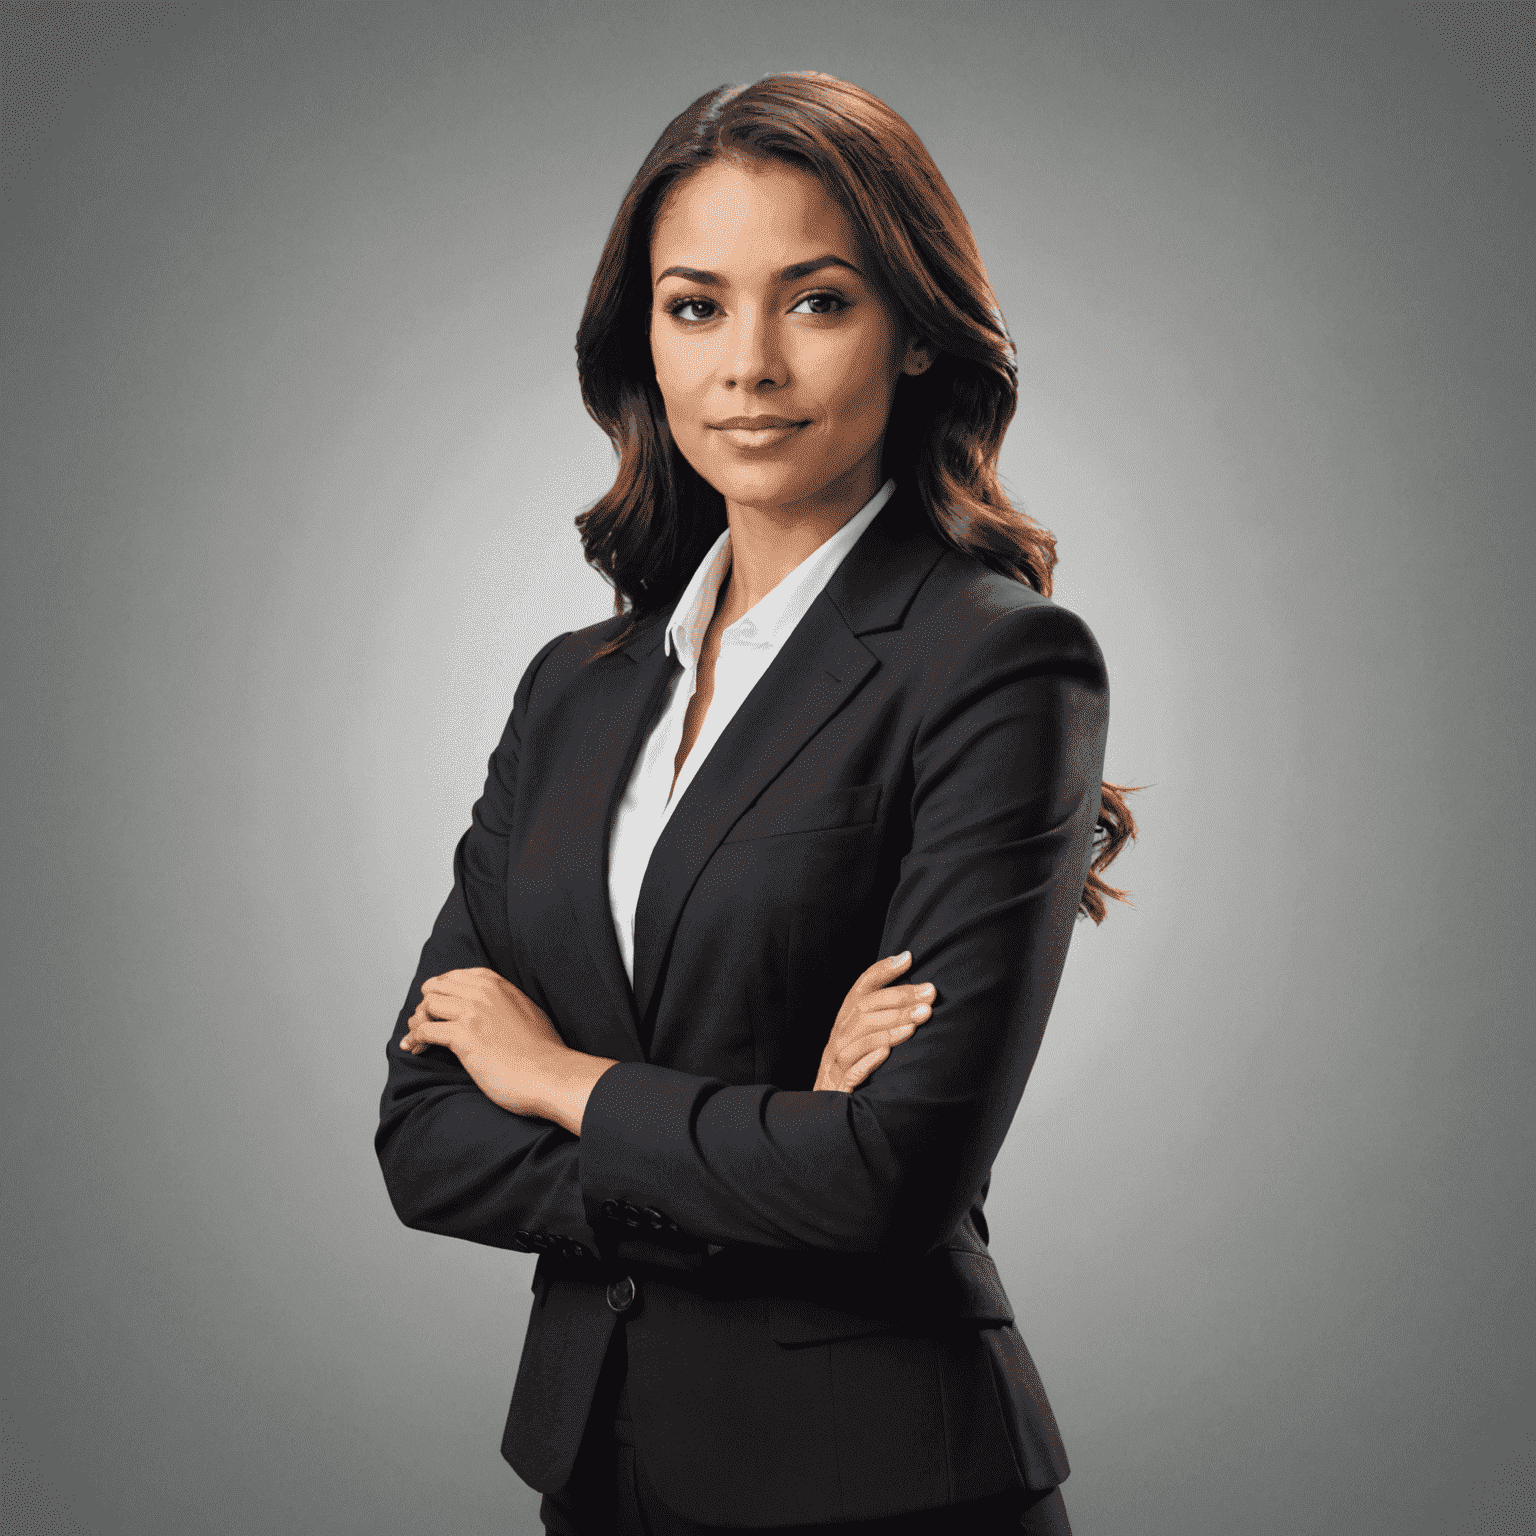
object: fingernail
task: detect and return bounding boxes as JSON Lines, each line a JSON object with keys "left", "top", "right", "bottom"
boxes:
{"left": 891, "top": 951, "right": 911, "bottom": 966}
{"left": 918, "top": 984, "right": 935, "bottom": 1000}
{"left": 911, "top": 1004, "right": 930, "bottom": 1021}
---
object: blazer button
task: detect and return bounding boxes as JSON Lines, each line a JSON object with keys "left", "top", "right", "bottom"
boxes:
{"left": 642, "top": 1207, "right": 667, "bottom": 1230}
{"left": 599, "top": 1200, "right": 619, "bottom": 1220}
{"left": 606, "top": 1275, "right": 637, "bottom": 1314}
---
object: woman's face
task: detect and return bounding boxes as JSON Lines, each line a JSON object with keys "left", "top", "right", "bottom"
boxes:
{"left": 648, "top": 156, "right": 930, "bottom": 520}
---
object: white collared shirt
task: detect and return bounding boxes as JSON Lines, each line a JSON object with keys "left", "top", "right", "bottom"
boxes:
{"left": 606, "top": 478, "right": 897, "bottom": 987}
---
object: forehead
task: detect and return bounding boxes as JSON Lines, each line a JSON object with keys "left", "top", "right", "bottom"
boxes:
{"left": 650, "top": 157, "right": 860, "bottom": 277}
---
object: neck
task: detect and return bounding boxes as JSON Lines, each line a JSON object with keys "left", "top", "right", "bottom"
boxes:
{"left": 718, "top": 457, "right": 883, "bottom": 625}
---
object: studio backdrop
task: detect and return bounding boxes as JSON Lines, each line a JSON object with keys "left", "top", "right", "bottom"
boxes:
{"left": 3, "top": 3, "right": 1531, "bottom": 1534}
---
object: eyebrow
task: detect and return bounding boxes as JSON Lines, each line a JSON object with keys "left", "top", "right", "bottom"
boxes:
{"left": 653, "top": 254, "right": 863, "bottom": 287}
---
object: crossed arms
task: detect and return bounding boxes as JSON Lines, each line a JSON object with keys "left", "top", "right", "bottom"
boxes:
{"left": 376, "top": 604, "right": 1108, "bottom": 1261}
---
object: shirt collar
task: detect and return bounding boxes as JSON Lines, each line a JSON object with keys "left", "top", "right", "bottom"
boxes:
{"left": 665, "top": 478, "right": 897, "bottom": 667}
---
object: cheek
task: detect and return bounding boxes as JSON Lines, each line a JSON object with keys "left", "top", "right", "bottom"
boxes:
{"left": 809, "top": 331, "right": 900, "bottom": 426}
{"left": 650, "top": 332, "right": 699, "bottom": 419}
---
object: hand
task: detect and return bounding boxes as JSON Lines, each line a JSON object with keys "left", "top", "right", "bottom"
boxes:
{"left": 400, "top": 967, "right": 569, "bottom": 1119}
{"left": 813, "top": 951, "right": 936, "bottom": 1093}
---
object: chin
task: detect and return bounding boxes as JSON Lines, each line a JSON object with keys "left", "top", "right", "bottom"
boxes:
{"left": 694, "top": 459, "right": 796, "bottom": 507}
{"left": 695, "top": 454, "right": 864, "bottom": 516}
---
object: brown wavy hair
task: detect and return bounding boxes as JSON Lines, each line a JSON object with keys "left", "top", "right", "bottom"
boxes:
{"left": 573, "top": 71, "right": 1140, "bottom": 923}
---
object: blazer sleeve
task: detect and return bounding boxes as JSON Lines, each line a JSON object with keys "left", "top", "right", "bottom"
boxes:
{"left": 577, "top": 601, "right": 1109, "bottom": 1258}
{"left": 374, "top": 629, "right": 600, "bottom": 1258}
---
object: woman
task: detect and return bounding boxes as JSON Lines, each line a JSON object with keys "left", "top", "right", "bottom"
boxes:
{"left": 377, "top": 72, "right": 1137, "bottom": 1535}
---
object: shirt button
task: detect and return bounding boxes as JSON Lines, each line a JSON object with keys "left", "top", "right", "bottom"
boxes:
{"left": 606, "top": 1275, "right": 637, "bottom": 1314}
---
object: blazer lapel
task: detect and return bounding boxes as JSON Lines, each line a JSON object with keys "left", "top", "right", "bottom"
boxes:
{"left": 553, "top": 617, "right": 679, "bottom": 1064}
{"left": 629, "top": 496, "right": 946, "bottom": 1030}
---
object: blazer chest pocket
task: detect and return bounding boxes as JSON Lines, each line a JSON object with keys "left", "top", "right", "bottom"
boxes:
{"left": 768, "top": 1250, "right": 1016, "bottom": 1347}
{"left": 724, "top": 782, "right": 882, "bottom": 845}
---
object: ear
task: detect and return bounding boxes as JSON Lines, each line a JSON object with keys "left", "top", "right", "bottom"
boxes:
{"left": 900, "top": 335, "right": 936, "bottom": 377}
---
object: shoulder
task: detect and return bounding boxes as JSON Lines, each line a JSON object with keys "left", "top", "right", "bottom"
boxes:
{"left": 909, "top": 546, "right": 1107, "bottom": 689}
{"left": 516, "top": 609, "right": 668, "bottom": 712}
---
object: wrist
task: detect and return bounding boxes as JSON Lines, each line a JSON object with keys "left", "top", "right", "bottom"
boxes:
{"left": 539, "top": 1047, "right": 620, "bottom": 1137}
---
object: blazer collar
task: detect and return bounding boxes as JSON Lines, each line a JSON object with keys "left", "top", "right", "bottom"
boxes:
{"left": 574, "top": 483, "right": 947, "bottom": 1051}
{"left": 620, "top": 483, "right": 941, "bottom": 655}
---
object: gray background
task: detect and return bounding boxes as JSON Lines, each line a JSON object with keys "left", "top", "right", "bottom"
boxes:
{"left": 3, "top": 2, "right": 1532, "bottom": 1532}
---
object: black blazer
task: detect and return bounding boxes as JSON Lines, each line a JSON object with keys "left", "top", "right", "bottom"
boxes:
{"left": 376, "top": 487, "right": 1109, "bottom": 1527}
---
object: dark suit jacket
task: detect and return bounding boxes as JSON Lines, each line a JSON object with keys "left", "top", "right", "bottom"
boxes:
{"left": 376, "top": 487, "right": 1109, "bottom": 1527}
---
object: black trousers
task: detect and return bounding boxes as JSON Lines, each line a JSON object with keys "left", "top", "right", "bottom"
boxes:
{"left": 540, "top": 1320, "right": 1073, "bottom": 1536}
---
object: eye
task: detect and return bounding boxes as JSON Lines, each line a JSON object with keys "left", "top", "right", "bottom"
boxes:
{"left": 664, "top": 296, "right": 718, "bottom": 323}
{"left": 790, "top": 292, "right": 847, "bottom": 316}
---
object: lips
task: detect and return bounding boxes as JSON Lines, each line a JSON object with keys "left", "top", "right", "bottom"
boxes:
{"left": 709, "top": 416, "right": 809, "bottom": 430}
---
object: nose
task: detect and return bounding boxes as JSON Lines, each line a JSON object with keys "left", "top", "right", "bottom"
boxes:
{"left": 723, "top": 305, "right": 787, "bottom": 391}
